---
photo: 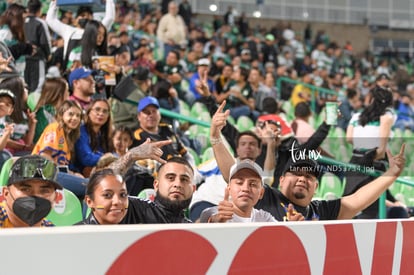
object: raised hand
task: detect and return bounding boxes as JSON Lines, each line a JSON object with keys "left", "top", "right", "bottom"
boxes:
{"left": 26, "top": 109, "right": 38, "bottom": 126}
{"left": 0, "top": 52, "right": 12, "bottom": 73}
{"left": 210, "top": 100, "right": 230, "bottom": 138}
{"left": 195, "top": 69, "right": 210, "bottom": 97}
{"left": 3, "top": 123, "right": 15, "bottom": 137}
{"left": 386, "top": 143, "right": 406, "bottom": 177}
{"left": 128, "top": 138, "right": 172, "bottom": 164}
{"left": 211, "top": 187, "right": 234, "bottom": 223}
{"left": 286, "top": 203, "right": 305, "bottom": 221}
{"left": 255, "top": 121, "right": 280, "bottom": 148}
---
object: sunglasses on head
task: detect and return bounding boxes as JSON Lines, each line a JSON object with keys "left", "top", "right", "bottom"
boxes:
{"left": 10, "top": 157, "right": 57, "bottom": 183}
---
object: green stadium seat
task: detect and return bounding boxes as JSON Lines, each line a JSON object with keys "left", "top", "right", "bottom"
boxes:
{"left": 389, "top": 182, "right": 402, "bottom": 197}
{"left": 186, "top": 147, "right": 201, "bottom": 166}
{"left": 319, "top": 172, "right": 343, "bottom": 199}
{"left": 201, "top": 147, "right": 215, "bottom": 163}
{"left": 236, "top": 115, "right": 254, "bottom": 132}
{"left": 137, "top": 188, "right": 156, "bottom": 201}
{"left": 190, "top": 102, "right": 208, "bottom": 118}
{"left": 179, "top": 100, "right": 191, "bottom": 116}
{"left": 46, "top": 189, "right": 83, "bottom": 226}
{"left": 0, "top": 157, "right": 16, "bottom": 187}
{"left": 27, "top": 91, "right": 41, "bottom": 112}
{"left": 400, "top": 180, "right": 414, "bottom": 207}
{"left": 227, "top": 115, "right": 236, "bottom": 126}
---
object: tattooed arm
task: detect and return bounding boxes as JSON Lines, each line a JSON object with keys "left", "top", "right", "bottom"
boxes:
{"left": 109, "top": 138, "right": 172, "bottom": 175}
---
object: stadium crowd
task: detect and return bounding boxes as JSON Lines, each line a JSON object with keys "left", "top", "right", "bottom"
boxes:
{"left": 0, "top": 0, "right": 411, "bottom": 227}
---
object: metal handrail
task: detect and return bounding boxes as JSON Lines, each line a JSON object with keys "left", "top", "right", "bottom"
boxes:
{"left": 317, "top": 156, "right": 414, "bottom": 219}
{"left": 276, "top": 76, "right": 338, "bottom": 112}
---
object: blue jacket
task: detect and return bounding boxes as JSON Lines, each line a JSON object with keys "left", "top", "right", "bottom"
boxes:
{"left": 74, "top": 124, "right": 104, "bottom": 172}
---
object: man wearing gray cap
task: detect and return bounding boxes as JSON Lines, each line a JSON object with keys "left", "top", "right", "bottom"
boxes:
{"left": 199, "top": 159, "right": 280, "bottom": 223}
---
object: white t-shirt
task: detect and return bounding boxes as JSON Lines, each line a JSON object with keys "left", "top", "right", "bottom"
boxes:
{"left": 349, "top": 108, "right": 396, "bottom": 149}
{"left": 199, "top": 206, "right": 277, "bottom": 223}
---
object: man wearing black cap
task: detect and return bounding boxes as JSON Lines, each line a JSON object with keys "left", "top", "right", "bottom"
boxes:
{"left": 256, "top": 145, "right": 405, "bottom": 221}
{"left": 112, "top": 67, "right": 151, "bottom": 130}
{"left": 0, "top": 155, "right": 61, "bottom": 227}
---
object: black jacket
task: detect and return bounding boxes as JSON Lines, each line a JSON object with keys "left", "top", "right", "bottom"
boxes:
{"left": 23, "top": 15, "right": 51, "bottom": 60}
{"left": 78, "top": 196, "right": 191, "bottom": 225}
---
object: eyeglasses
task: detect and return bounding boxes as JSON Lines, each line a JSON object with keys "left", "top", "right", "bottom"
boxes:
{"left": 9, "top": 156, "right": 58, "bottom": 185}
{"left": 92, "top": 107, "right": 109, "bottom": 115}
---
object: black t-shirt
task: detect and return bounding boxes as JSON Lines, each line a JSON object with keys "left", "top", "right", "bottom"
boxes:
{"left": 255, "top": 185, "right": 341, "bottom": 221}
{"left": 225, "top": 82, "right": 253, "bottom": 108}
{"left": 155, "top": 60, "right": 183, "bottom": 76}
{"left": 133, "top": 124, "right": 187, "bottom": 159}
{"left": 78, "top": 197, "right": 191, "bottom": 224}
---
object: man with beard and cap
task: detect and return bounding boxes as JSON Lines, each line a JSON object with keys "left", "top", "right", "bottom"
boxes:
{"left": 79, "top": 156, "right": 195, "bottom": 224}
{"left": 200, "top": 145, "right": 406, "bottom": 222}
{"left": 255, "top": 145, "right": 405, "bottom": 221}
{"left": 0, "top": 155, "right": 62, "bottom": 227}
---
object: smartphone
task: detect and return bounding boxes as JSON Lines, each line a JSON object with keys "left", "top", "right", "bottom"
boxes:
{"left": 58, "top": 165, "right": 69, "bottom": 173}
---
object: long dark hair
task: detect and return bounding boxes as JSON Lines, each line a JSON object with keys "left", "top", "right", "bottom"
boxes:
{"left": 81, "top": 20, "right": 108, "bottom": 68}
{"left": 85, "top": 98, "right": 113, "bottom": 153}
{"left": 35, "top": 77, "right": 68, "bottom": 112}
{"left": 56, "top": 100, "right": 82, "bottom": 158}
{"left": 359, "top": 86, "right": 393, "bottom": 126}
{"left": 0, "top": 3, "right": 26, "bottom": 42}
{"left": 0, "top": 76, "right": 26, "bottom": 123}
{"left": 86, "top": 168, "right": 122, "bottom": 199}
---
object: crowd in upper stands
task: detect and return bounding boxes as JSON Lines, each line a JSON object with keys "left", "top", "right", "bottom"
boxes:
{"left": 0, "top": 0, "right": 412, "bottom": 227}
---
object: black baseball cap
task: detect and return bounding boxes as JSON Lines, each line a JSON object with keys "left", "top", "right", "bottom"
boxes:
{"left": 8, "top": 155, "right": 62, "bottom": 190}
{"left": 283, "top": 159, "right": 321, "bottom": 178}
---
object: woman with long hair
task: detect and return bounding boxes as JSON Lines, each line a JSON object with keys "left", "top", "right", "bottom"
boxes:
{"left": 0, "top": 76, "right": 37, "bottom": 155}
{"left": 0, "top": 3, "right": 35, "bottom": 73}
{"left": 345, "top": 86, "right": 406, "bottom": 218}
{"left": 66, "top": 19, "right": 108, "bottom": 70}
{"left": 33, "top": 77, "right": 69, "bottom": 143}
{"left": 346, "top": 86, "right": 395, "bottom": 160}
{"left": 75, "top": 98, "right": 113, "bottom": 177}
{"left": 33, "top": 100, "right": 81, "bottom": 166}
{"left": 32, "top": 99, "right": 87, "bottom": 197}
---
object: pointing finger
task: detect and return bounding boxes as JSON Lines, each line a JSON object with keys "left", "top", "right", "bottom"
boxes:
{"left": 216, "top": 100, "right": 226, "bottom": 114}
{"left": 153, "top": 139, "right": 173, "bottom": 148}
{"left": 399, "top": 143, "right": 406, "bottom": 156}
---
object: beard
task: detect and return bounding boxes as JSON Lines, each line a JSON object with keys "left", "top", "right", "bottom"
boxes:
{"left": 155, "top": 191, "right": 192, "bottom": 213}
{"left": 293, "top": 191, "right": 306, "bottom": 200}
